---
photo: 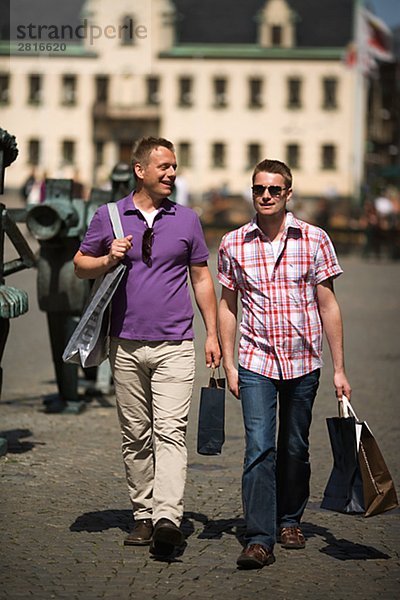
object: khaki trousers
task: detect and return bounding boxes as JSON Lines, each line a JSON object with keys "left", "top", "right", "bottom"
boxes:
{"left": 109, "top": 339, "right": 195, "bottom": 525}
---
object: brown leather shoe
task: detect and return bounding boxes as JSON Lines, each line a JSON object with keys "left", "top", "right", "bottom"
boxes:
{"left": 149, "top": 518, "right": 184, "bottom": 557}
{"left": 124, "top": 519, "right": 153, "bottom": 546}
{"left": 279, "top": 526, "right": 306, "bottom": 549}
{"left": 237, "top": 544, "right": 275, "bottom": 569}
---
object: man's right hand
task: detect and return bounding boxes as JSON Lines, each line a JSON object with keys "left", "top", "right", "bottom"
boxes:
{"left": 108, "top": 235, "right": 133, "bottom": 266}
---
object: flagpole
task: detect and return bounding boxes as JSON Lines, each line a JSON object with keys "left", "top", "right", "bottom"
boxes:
{"left": 352, "top": 0, "right": 367, "bottom": 204}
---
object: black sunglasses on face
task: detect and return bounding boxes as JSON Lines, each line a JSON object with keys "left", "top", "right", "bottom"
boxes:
{"left": 142, "top": 227, "right": 154, "bottom": 267}
{"left": 252, "top": 185, "right": 287, "bottom": 197}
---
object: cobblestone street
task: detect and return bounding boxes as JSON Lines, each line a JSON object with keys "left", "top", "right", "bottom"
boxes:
{"left": 1, "top": 252, "right": 399, "bottom": 600}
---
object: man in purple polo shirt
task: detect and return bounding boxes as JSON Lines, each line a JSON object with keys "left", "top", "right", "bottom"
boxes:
{"left": 74, "top": 137, "right": 221, "bottom": 557}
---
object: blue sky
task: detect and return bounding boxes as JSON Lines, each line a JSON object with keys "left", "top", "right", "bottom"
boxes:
{"left": 370, "top": 0, "right": 400, "bottom": 28}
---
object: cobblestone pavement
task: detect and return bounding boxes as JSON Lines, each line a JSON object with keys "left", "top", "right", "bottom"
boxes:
{"left": 1, "top": 250, "right": 400, "bottom": 600}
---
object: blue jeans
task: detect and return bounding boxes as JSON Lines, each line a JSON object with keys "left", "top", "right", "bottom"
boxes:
{"left": 238, "top": 365, "right": 320, "bottom": 549}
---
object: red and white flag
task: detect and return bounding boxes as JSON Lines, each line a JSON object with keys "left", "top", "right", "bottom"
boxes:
{"left": 362, "top": 8, "right": 393, "bottom": 62}
{"left": 344, "top": 7, "right": 393, "bottom": 75}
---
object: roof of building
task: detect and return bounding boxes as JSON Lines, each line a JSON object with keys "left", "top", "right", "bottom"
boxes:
{"left": 172, "top": 0, "right": 354, "bottom": 47}
{"left": 3, "top": 0, "right": 354, "bottom": 48}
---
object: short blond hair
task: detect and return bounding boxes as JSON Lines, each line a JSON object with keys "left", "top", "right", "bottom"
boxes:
{"left": 131, "top": 137, "right": 175, "bottom": 179}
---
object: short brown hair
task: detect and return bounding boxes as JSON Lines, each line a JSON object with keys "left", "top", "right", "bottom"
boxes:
{"left": 252, "top": 159, "right": 292, "bottom": 189}
{"left": 131, "top": 136, "right": 175, "bottom": 178}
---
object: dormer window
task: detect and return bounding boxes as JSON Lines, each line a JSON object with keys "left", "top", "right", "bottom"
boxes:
{"left": 258, "top": 0, "right": 295, "bottom": 49}
{"left": 271, "top": 25, "right": 282, "bottom": 46}
{"left": 121, "top": 15, "right": 135, "bottom": 46}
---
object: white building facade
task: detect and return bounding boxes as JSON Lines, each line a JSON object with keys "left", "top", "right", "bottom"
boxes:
{"left": 0, "top": 0, "right": 360, "bottom": 199}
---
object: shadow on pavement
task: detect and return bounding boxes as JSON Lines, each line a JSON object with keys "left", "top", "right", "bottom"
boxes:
{"left": 183, "top": 511, "right": 245, "bottom": 544}
{"left": 302, "top": 521, "right": 390, "bottom": 560}
{"left": 0, "top": 428, "right": 42, "bottom": 453}
{"left": 3, "top": 396, "right": 45, "bottom": 406}
{"left": 69, "top": 509, "right": 246, "bottom": 545}
{"left": 69, "top": 511, "right": 391, "bottom": 561}
{"left": 70, "top": 509, "right": 132, "bottom": 533}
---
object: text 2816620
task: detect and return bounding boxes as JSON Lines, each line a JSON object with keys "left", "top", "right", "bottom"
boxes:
{"left": 17, "top": 42, "right": 67, "bottom": 54}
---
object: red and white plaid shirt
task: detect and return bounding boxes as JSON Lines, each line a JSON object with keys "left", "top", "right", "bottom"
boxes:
{"left": 217, "top": 212, "right": 343, "bottom": 380}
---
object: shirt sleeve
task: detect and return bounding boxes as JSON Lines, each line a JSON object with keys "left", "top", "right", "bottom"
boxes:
{"left": 79, "top": 205, "right": 113, "bottom": 257}
{"left": 217, "top": 235, "right": 239, "bottom": 291}
{"left": 314, "top": 229, "right": 343, "bottom": 284}
{"left": 189, "top": 213, "right": 210, "bottom": 264}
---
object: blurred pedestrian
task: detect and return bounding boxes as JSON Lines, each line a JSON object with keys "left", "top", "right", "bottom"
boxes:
{"left": 72, "top": 169, "right": 85, "bottom": 199}
{"left": 374, "top": 191, "right": 394, "bottom": 224}
{"left": 173, "top": 170, "right": 190, "bottom": 206}
{"left": 218, "top": 158, "right": 351, "bottom": 570}
{"left": 20, "top": 169, "right": 36, "bottom": 203}
{"left": 361, "top": 200, "right": 381, "bottom": 259}
{"left": 314, "top": 196, "right": 331, "bottom": 230}
{"left": 26, "top": 170, "right": 46, "bottom": 204}
{"left": 374, "top": 190, "right": 397, "bottom": 258}
{"left": 74, "top": 137, "right": 220, "bottom": 557}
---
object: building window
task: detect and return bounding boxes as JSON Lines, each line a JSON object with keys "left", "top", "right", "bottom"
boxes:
{"left": 95, "top": 141, "right": 104, "bottom": 166}
{"left": 178, "top": 142, "right": 191, "bottom": 168}
{"left": 247, "top": 143, "right": 261, "bottom": 168}
{"left": 271, "top": 25, "right": 282, "bottom": 46}
{"left": 321, "top": 144, "right": 336, "bottom": 170}
{"left": 213, "top": 78, "right": 228, "bottom": 108}
{"left": 287, "top": 77, "right": 302, "bottom": 109}
{"left": 95, "top": 76, "right": 109, "bottom": 104}
{"left": 62, "top": 140, "right": 75, "bottom": 165}
{"left": 0, "top": 73, "right": 10, "bottom": 104}
{"left": 249, "top": 78, "right": 263, "bottom": 108}
{"left": 28, "top": 139, "right": 40, "bottom": 166}
{"left": 146, "top": 76, "right": 160, "bottom": 106}
{"left": 178, "top": 77, "right": 193, "bottom": 107}
{"left": 121, "top": 15, "right": 135, "bottom": 45}
{"left": 61, "top": 75, "right": 77, "bottom": 105}
{"left": 286, "top": 144, "right": 300, "bottom": 169}
{"left": 322, "top": 77, "right": 338, "bottom": 110}
{"left": 28, "top": 74, "right": 42, "bottom": 105}
{"left": 212, "top": 143, "right": 226, "bottom": 168}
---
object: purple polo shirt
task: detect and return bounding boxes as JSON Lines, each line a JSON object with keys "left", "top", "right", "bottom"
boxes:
{"left": 79, "top": 193, "right": 209, "bottom": 340}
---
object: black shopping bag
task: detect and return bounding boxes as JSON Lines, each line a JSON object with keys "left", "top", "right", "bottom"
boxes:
{"left": 321, "top": 396, "right": 399, "bottom": 517}
{"left": 320, "top": 412, "right": 365, "bottom": 514}
{"left": 197, "top": 371, "right": 225, "bottom": 455}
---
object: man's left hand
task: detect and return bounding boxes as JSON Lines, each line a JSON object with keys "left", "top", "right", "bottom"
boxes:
{"left": 334, "top": 371, "right": 352, "bottom": 400}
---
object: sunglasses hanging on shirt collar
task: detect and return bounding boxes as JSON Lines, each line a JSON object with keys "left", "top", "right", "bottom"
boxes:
{"left": 142, "top": 227, "right": 154, "bottom": 267}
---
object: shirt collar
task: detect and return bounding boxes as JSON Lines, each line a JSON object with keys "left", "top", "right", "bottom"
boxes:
{"left": 246, "top": 211, "right": 302, "bottom": 240}
{"left": 122, "top": 191, "right": 177, "bottom": 215}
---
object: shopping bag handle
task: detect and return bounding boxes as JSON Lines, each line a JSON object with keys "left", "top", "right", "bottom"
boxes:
{"left": 209, "top": 367, "right": 224, "bottom": 389}
{"left": 339, "top": 394, "right": 359, "bottom": 420}
{"left": 210, "top": 366, "right": 222, "bottom": 379}
{"left": 107, "top": 202, "right": 124, "bottom": 239}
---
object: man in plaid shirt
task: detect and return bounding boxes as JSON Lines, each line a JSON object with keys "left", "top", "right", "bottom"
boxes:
{"left": 218, "top": 159, "right": 351, "bottom": 569}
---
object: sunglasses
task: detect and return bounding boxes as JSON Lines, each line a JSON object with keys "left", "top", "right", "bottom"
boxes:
{"left": 142, "top": 227, "right": 154, "bottom": 267}
{"left": 252, "top": 185, "right": 287, "bottom": 197}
